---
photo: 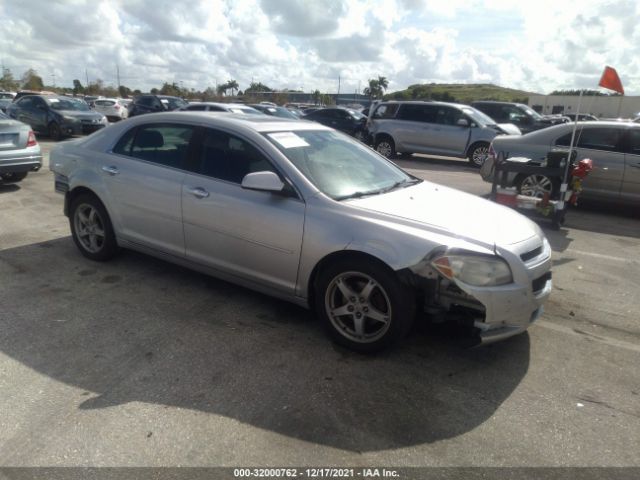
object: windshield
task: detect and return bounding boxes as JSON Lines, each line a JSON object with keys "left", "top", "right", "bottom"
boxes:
{"left": 229, "top": 107, "right": 262, "bottom": 115}
{"left": 265, "top": 130, "right": 418, "bottom": 200}
{"left": 348, "top": 109, "right": 365, "bottom": 120}
{"left": 519, "top": 105, "right": 543, "bottom": 120}
{"left": 0, "top": 111, "right": 8, "bottom": 119}
{"left": 46, "top": 97, "right": 91, "bottom": 111}
{"left": 461, "top": 107, "right": 495, "bottom": 126}
{"left": 161, "top": 97, "right": 188, "bottom": 110}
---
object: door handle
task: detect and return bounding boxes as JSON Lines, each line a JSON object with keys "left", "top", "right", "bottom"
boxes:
{"left": 101, "top": 165, "right": 119, "bottom": 175}
{"left": 187, "top": 187, "right": 210, "bottom": 199}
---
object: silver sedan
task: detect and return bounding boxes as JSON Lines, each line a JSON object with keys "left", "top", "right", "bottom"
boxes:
{"left": 50, "top": 112, "right": 552, "bottom": 352}
{"left": 0, "top": 111, "right": 42, "bottom": 183}
{"left": 482, "top": 121, "right": 640, "bottom": 204}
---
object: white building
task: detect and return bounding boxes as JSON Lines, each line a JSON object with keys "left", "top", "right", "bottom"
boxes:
{"left": 528, "top": 95, "right": 640, "bottom": 119}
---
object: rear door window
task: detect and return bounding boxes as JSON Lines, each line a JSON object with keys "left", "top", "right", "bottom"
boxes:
{"left": 628, "top": 129, "right": 640, "bottom": 155}
{"left": 115, "top": 124, "right": 195, "bottom": 169}
{"left": 396, "top": 104, "right": 437, "bottom": 123}
{"left": 556, "top": 127, "right": 624, "bottom": 153}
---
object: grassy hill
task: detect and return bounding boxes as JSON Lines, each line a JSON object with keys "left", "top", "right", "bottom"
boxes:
{"left": 384, "top": 83, "right": 540, "bottom": 104}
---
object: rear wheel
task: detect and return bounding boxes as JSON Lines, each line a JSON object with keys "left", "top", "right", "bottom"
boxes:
{"left": 315, "top": 257, "right": 415, "bottom": 353}
{"left": 48, "top": 122, "right": 62, "bottom": 141}
{"left": 516, "top": 173, "right": 558, "bottom": 199}
{"left": 0, "top": 172, "right": 28, "bottom": 183}
{"left": 468, "top": 142, "right": 489, "bottom": 167}
{"left": 69, "top": 194, "right": 118, "bottom": 261}
{"left": 375, "top": 136, "right": 396, "bottom": 159}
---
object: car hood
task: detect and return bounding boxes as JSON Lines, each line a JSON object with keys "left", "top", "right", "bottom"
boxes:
{"left": 347, "top": 181, "right": 540, "bottom": 249}
{"left": 56, "top": 110, "right": 104, "bottom": 120}
{"left": 495, "top": 123, "right": 522, "bottom": 135}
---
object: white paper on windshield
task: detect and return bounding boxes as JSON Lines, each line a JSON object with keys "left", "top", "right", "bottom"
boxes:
{"left": 268, "top": 132, "right": 309, "bottom": 149}
{"left": 49, "top": 98, "right": 59, "bottom": 103}
{"left": 160, "top": 99, "right": 169, "bottom": 103}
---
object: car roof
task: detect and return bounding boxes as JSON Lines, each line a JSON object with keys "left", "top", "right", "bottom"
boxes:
{"left": 377, "top": 100, "right": 473, "bottom": 109}
{"left": 189, "top": 102, "right": 255, "bottom": 108}
{"left": 125, "top": 111, "right": 330, "bottom": 133}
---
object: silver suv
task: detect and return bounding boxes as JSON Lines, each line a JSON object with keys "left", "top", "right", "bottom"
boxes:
{"left": 367, "top": 101, "right": 521, "bottom": 166}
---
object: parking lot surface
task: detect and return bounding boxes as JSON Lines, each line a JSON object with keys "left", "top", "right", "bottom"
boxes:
{"left": 0, "top": 139, "right": 639, "bottom": 467}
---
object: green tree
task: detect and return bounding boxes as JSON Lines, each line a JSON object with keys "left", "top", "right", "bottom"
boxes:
{"left": 217, "top": 84, "right": 228, "bottom": 96}
{"left": 118, "top": 85, "right": 132, "bottom": 98}
{"left": 21, "top": 69, "right": 44, "bottom": 90}
{"left": 225, "top": 79, "right": 239, "bottom": 96}
{"left": 85, "top": 79, "right": 104, "bottom": 95}
{"left": 159, "top": 82, "right": 181, "bottom": 96}
{"left": 72, "top": 79, "right": 85, "bottom": 95}
{"left": 0, "top": 68, "right": 19, "bottom": 91}
{"left": 244, "top": 81, "right": 273, "bottom": 94}
{"left": 312, "top": 89, "right": 321, "bottom": 105}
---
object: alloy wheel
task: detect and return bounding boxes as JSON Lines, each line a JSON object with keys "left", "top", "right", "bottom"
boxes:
{"left": 376, "top": 141, "right": 393, "bottom": 158}
{"left": 73, "top": 203, "right": 106, "bottom": 253}
{"left": 470, "top": 145, "right": 489, "bottom": 166}
{"left": 325, "top": 271, "right": 392, "bottom": 344}
{"left": 519, "top": 174, "right": 553, "bottom": 198}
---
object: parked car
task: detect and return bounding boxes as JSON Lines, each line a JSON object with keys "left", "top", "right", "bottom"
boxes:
{"left": 49, "top": 112, "right": 551, "bottom": 352}
{"left": 564, "top": 113, "right": 598, "bottom": 122}
{"left": 0, "top": 111, "right": 42, "bottom": 183}
{"left": 128, "top": 94, "right": 188, "bottom": 117}
{"left": 0, "top": 92, "right": 15, "bottom": 113}
{"left": 481, "top": 121, "right": 640, "bottom": 204}
{"left": 179, "top": 102, "right": 263, "bottom": 115}
{"left": 471, "top": 101, "right": 569, "bottom": 134}
{"left": 92, "top": 98, "right": 129, "bottom": 122}
{"left": 303, "top": 107, "right": 368, "bottom": 141}
{"left": 248, "top": 104, "right": 298, "bottom": 119}
{"left": 6, "top": 95, "right": 107, "bottom": 140}
{"left": 367, "top": 101, "right": 521, "bottom": 166}
{"left": 12, "top": 90, "right": 56, "bottom": 102}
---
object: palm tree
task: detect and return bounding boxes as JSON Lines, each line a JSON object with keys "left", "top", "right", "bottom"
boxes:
{"left": 377, "top": 76, "right": 389, "bottom": 95}
{"left": 226, "top": 79, "right": 239, "bottom": 97}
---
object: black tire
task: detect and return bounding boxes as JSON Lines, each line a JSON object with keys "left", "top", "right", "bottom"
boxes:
{"left": 375, "top": 136, "right": 396, "bottom": 159}
{"left": 69, "top": 193, "right": 119, "bottom": 261}
{"left": 314, "top": 257, "right": 416, "bottom": 353}
{"left": 515, "top": 173, "right": 560, "bottom": 200}
{"left": 467, "top": 142, "right": 490, "bottom": 167}
{"left": 48, "top": 122, "right": 62, "bottom": 141}
{"left": 1, "top": 172, "right": 28, "bottom": 183}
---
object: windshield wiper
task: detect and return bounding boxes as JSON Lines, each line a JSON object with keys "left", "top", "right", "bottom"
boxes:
{"left": 335, "top": 179, "right": 421, "bottom": 201}
{"left": 334, "top": 190, "right": 382, "bottom": 201}
{"left": 379, "top": 178, "right": 421, "bottom": 193}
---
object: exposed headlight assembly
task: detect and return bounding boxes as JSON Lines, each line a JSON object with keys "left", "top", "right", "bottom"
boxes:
{"left": 431, "top": 254, "right": 512, "bottom": 287}
{"left": 62, "top": 115, "right": 78, "bottom": 122}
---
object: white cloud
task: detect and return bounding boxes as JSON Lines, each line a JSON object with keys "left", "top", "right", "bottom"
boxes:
{"left": 0, "top": 0, "right": 638, "bottom": 95}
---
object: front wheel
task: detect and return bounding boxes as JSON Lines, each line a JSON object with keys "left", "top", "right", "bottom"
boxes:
{"left": 315, "top": 258, "right": 415, "bottom": 353}
{"left": 69, "top": 194, "right": 119, "bottom": 261}
{"left": 468, "top": 143, "right": 489, "bottom": 167}
{"left": 375, "top": 137, "right": 396, "bottom": 159}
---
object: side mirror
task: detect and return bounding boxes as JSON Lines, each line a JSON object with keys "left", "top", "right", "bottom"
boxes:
{"left": 241, "top": 171, "right": 285, "bottom": 193}
{"left": 457, "top": 118, "right": 469, "bottom": 127}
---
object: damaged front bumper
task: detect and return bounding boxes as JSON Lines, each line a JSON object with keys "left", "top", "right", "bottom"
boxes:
{"left": 407, "top": 236, "right": 553, "bottom": 345}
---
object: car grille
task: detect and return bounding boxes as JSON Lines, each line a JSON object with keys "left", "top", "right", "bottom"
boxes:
{"left": 521, "top": 246, "right": 543, "bottom": 262}
{"left": 532, "top": 271, "right": 551, "bottom": 294}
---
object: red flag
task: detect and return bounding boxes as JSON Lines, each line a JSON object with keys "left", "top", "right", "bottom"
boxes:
{"left": 598, "top": 66, "right": 624, "bottom": 95}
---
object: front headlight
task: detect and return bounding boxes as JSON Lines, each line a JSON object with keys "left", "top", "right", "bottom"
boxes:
{"left": 62, "top": 115, "right": 79, "bottom": 123}
{"left": 432, "top": 254, "right": 512, "bottom": 286}
{"left": 99, "top": 115, "right": 108, "bottom": 124}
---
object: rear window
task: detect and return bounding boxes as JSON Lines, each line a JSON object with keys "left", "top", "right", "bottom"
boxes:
{"left": 95, "top": 100, "right": 116, "bottom": 106}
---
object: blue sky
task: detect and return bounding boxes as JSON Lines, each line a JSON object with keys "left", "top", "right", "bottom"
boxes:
{"left": 0, "top": 0, "right": 638, "bottom": 95}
